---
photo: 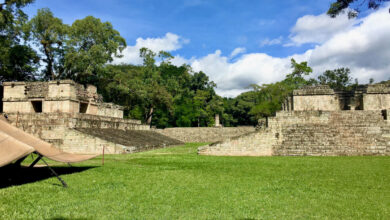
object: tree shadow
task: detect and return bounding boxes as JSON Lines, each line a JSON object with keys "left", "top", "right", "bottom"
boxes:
{"left": 0, "top": 165, "right": 96, "bottom": 189}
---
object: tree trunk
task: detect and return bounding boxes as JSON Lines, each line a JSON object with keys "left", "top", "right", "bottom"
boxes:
{"left": 43, "top": 44, "right": 55, "bottom": 80}
{"left": 146, "top": 107, "right": 154, "bottom": 125}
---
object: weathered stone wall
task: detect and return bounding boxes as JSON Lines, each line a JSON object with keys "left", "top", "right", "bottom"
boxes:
{"left": 156, "top": 126, "right": 256, "bottom": 143}
{"left": 293, "top": 95, "right": 339, "bottom": 111}
{"left": 199, "top": 110, "right": 390, "bottom": 156}
{"left": 363, "top": 83, "right": 390, "bottom": 110}
{"left": 3, "top": 82, "right": 27, "bottom": 100}
{"left": 47, "top": 81, "right": 76, "bottom": 100}
{"left": 198, "top": 131, "right": 276, "bottom": 156}
{"left": 3, "top": 101, "right": 33, "bottom": 113}
{"left": 97, "top": 103, "right": 124, "bottom": 118}
{"left": 43, "top": 100, "right": 79, "bottom": 113}
{"left": 86, "top": 103, "right": 98, "bottom": 115}
{"left": 363, "top": 94, "right": 390, "bottom": 110}
{"left": 292, "top": 86, "right": 339, "bottom": 111}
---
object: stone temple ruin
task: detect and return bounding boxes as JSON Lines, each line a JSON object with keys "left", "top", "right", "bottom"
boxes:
{"left": 0, "top": 80, "right": 183, "bottom": 154}
{"left": 199, "top": 83, "right": 390, "bottom": 156}
{"left": 2, "top": 80, "right": 124, "bottom": 117}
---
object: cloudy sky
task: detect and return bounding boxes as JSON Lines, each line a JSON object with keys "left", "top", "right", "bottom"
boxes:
{"left": 24, "top": 0, "right": 390, "bottom": 97}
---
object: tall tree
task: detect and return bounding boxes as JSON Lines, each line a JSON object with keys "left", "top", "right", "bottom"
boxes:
{"left": 317, "top": 68, "right": 353, "bottom": 90}
{"left": 328, "top": 0, "right": 390, "bottom": 18}
{"left": 249, "top": 59, "right": 314, "bottom": 119}
{"left": 139, "top": 48, "right": 173, "bottom": 125}
{"left": 0, "top": 0, "right": 38, "bottom": 83}
{"left": 25, "top": 8, "right": 67, "bottom": 80}
{"left": 64, "top": 16, "right": 126, "bottom": 84}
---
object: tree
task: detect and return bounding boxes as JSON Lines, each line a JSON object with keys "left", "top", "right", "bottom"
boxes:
{"left": 0, "top": 0, "right": 33, "bottom": 30}
{"left": 249, "top": 59, "right": 314, "bottom": 119}
{"left": 328, "top": 0, "right": 390, "bottom": 18}
{"left": 0, "top": 0, "right": 38, "bottom": 83}
{"left": 317, "top": 68, "right": 353, "bottom": 90}
{"left": 24, "top": 11, "right": 126, "bottom": 83}
{"left": 0, "top": 44, "right": 39, "bottom": 82}
{"left": 64, "top": 16, "right": 126, "bottom": 84}
{"left": 25, "top": 8, "right": 67, "bottom": 80}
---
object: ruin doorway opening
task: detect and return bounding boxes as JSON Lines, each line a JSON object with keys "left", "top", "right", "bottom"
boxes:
{"left": 79, "top": 102, "right": 88, "bottom": 113}
{"left": 31, "top": 101, "right": 42, "bottom": 113}
{"left": 382, "top": 110, "right": 387, "bottom": 120}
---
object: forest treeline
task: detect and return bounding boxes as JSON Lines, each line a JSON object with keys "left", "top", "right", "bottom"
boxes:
{"left": 0, "top": 1, "right": 383, "bottom": 128}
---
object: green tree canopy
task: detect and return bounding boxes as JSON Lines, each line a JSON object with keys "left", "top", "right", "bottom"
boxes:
{"left": 64, "top": 16, "right": 126, "bottom": 84}
{"left": 0, "top": 0, "right": 38, "bottom": 83}
{"left": 249, "top": 59, "right": 315, "bottom": 119}
{"left": 24, "top": 9, "right": 126, "bottom": 83}
{"left": 25, "top": 8, "right": 67, "bottom": 80}
{"left": 317, "top": 68, "right": 353, "bottom": 90}
{"left": 328, "top": 0, "right": 390, "bottom": 18}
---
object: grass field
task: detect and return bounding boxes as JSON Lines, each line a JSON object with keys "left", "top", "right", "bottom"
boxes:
{"left": 0, "top": 143, "right": 389, "bottom": 219}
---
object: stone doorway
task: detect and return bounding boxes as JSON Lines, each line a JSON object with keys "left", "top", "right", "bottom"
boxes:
{"left": 31, "top": 101, "right": 43, "bottom": 113}
{"left": 79, "top": 102, "right": 88, "bottom": 113}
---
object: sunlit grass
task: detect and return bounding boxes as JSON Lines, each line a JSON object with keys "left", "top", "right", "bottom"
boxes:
{"left": 0, "top": 143, "right": 389, "bottom": 219}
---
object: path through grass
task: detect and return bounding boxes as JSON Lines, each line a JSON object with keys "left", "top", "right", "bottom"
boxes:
{"left": 0, "top": 143, "right": 389, "bottom": 219}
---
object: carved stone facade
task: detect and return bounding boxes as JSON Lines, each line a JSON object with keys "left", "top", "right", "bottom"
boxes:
{"left": 0, "top": 80, "right": 181, "bottom": 154}
{"left": 2, "top": 80, "right": 123, "bottom": 118}
{"left": 289, "top": 83, "right": 390, "bottom": 111}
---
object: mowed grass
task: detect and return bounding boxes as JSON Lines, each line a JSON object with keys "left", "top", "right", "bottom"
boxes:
{"left": 0, "top": 143, "right": 389, "bottom": 219}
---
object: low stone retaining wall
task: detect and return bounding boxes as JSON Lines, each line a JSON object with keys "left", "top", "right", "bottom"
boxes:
{"left": 155, "top": 126, "right": 256, "bottom": 143}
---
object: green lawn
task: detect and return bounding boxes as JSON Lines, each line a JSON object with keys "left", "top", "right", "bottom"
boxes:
{"left": 1, "top": 143, "right": 389, "bottom": 219}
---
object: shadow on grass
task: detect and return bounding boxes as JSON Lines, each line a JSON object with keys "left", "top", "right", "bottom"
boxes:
{"left": 0, "top": 165, "right": 96, "bottom": 189}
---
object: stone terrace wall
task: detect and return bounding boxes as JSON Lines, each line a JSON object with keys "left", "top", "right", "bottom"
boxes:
{"left": 156, "top": 127, "right": 255, "bottom": 143}
{"left": 199, "top": 110, "right": 390, "bottom": 156}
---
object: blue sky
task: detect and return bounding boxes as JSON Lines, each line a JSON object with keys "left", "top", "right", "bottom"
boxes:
{"left": 24, "top": 0, "right": 330, "bottom": 58}
{"left": 23, "top": 1, "right": 390, "bottom": 96}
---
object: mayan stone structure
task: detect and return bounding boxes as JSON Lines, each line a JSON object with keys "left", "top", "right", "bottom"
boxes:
{"left": 2, "top": 80, "right": 123, "bottom": 117}
{"left": 199, "top": 83, "right": 390, "bottom": 156}
{"left": 1, "top": 80, "right": 182, "bottom": 154}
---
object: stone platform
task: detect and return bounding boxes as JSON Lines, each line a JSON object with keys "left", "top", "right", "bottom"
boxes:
{"left": 199, "top": 110, "right": 390, "bottom": 156}
{"left": 5, "top": 113, "right": 180, "bottom": 154}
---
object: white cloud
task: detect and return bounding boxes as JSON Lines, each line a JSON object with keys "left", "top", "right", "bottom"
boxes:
{"left": 230, "top": 47, "right": 246, "bottom": 58}
{"left": 307, "top": 6, "right": 390, "bottom": 82}
{"left": 190, "top": 50, "right": 290, "bottom": 97}
{"left": 184, "top": 6, "right": 390, "bottom": 97}
{"left": 260, "top": 36, "right": 283, "bottom": 47}
{"left": 112, "top": 32, "right": 188, "bottom": 65}
{"left": 112, "top": 6, "right": 390, "bottom": 97}
{"left": 287, "top": 12, "right": 358, "bottom": 46}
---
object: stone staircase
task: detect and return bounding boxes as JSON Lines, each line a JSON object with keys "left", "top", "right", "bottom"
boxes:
{"left": 199, "top": 110, "right": 390, "bottom": 156}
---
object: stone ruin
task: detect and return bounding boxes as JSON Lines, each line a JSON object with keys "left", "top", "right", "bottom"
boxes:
{"left": 2, "top": 80, "right": 123, "bottom": 118}
{"left": 0, "top": 80, "right": 183, "bottom": 154}
{"left": 285, "top": 83, "right": 390, "bottom": 111}
{"left": 199, "top": 83, "right": 390, "bottom": 156}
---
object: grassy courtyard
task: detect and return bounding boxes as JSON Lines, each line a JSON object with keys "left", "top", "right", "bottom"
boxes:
{"left": 0, "top": 143, "right": 389, "bottom": 219}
